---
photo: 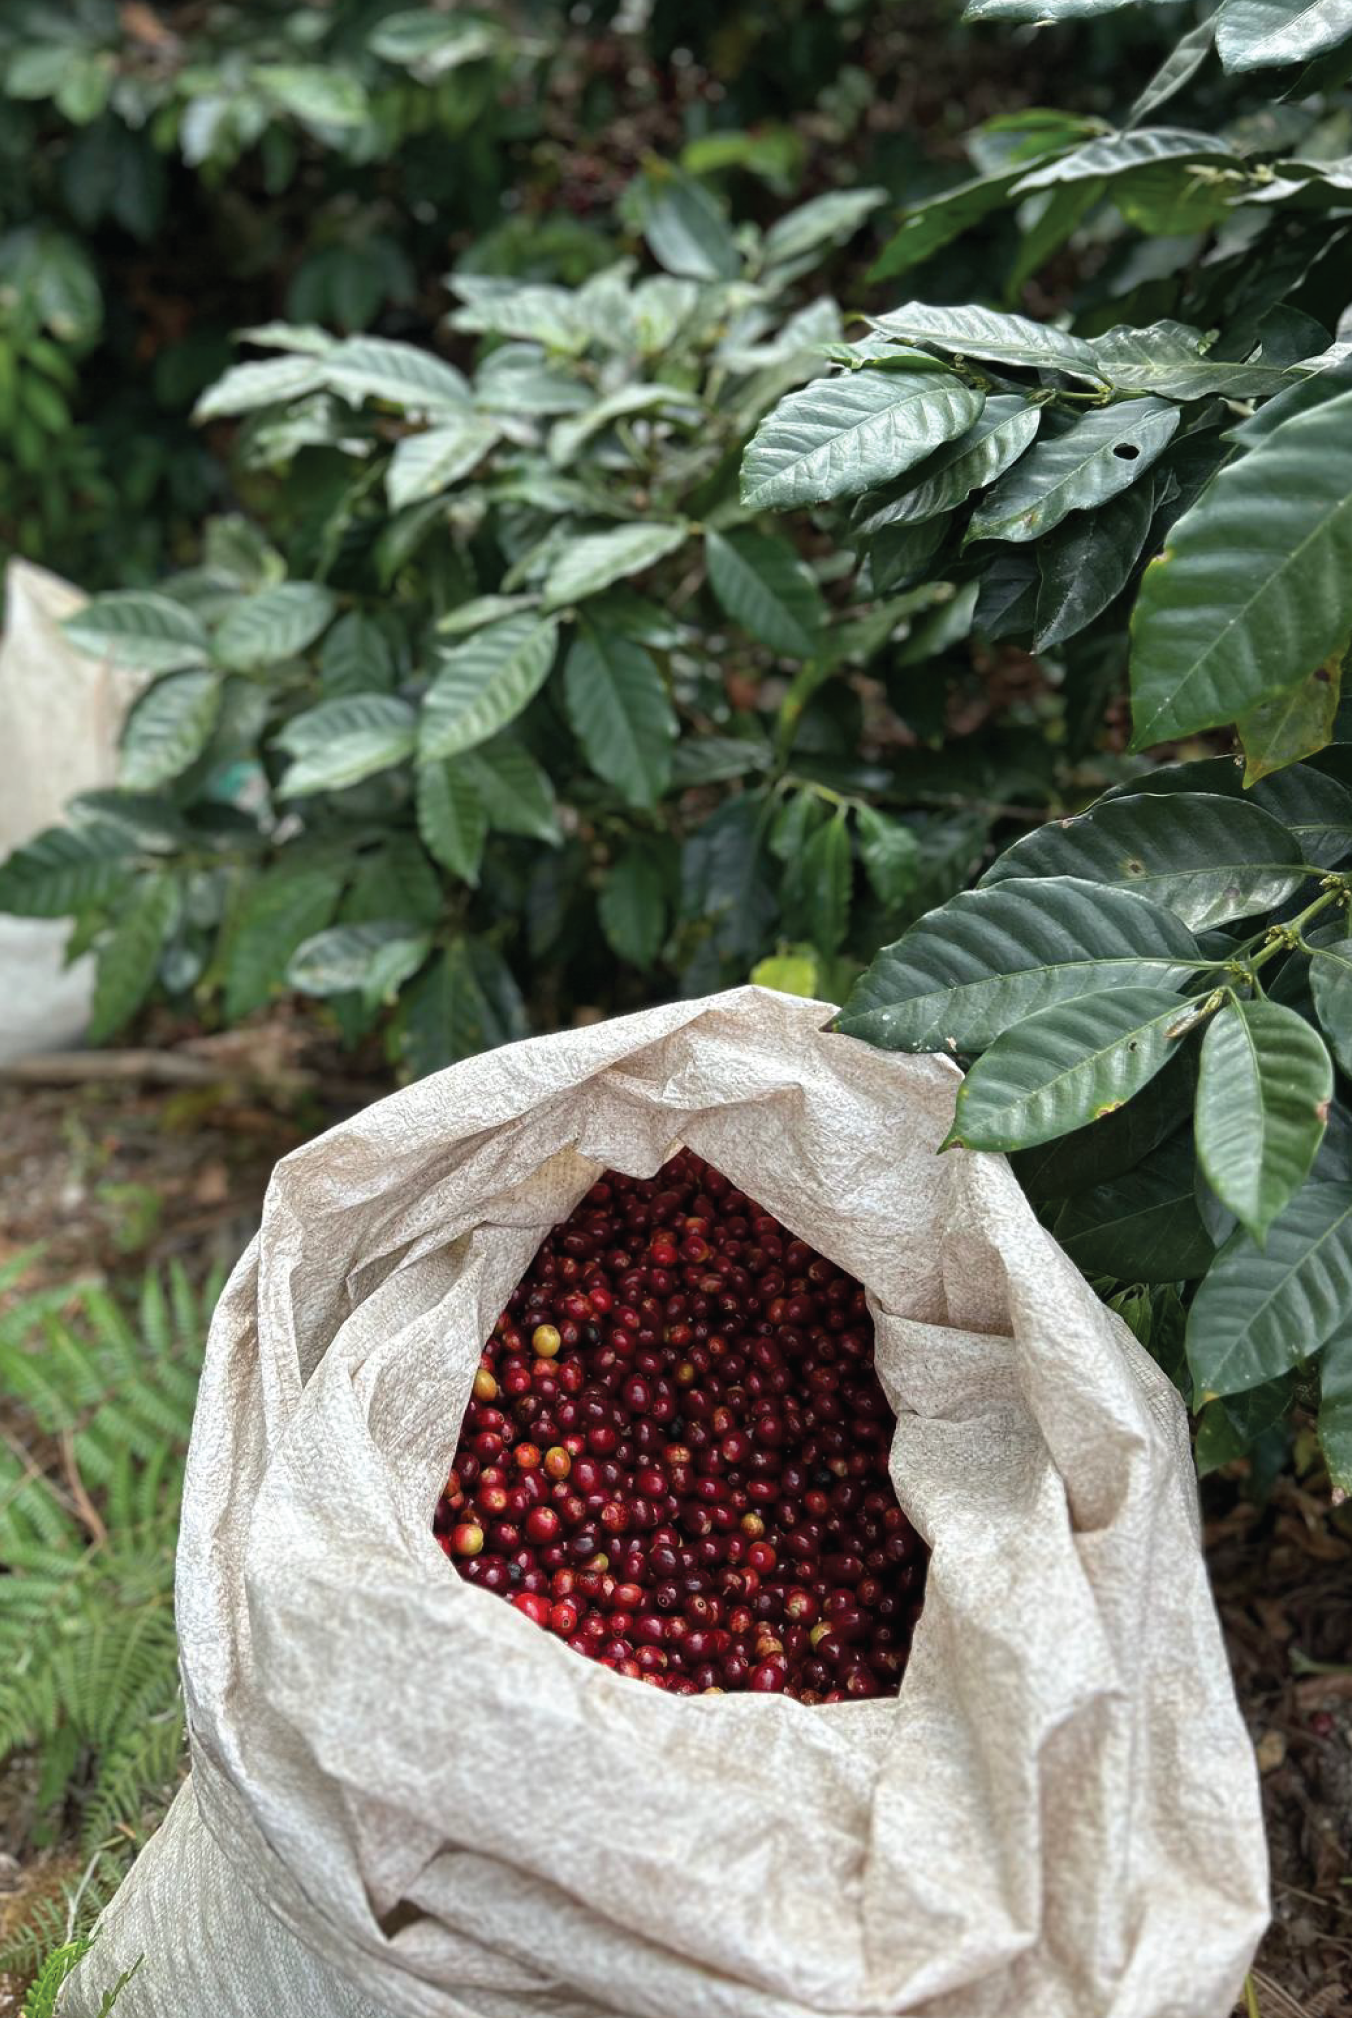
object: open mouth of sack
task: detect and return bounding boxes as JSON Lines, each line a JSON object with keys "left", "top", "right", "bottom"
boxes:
{"left": 435, "top": 1147, "right": 927, "bottom": 1699}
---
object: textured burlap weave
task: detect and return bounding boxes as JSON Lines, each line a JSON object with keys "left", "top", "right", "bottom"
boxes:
{"left": 63, "top": 987, "right": 1267, "bottom": 2018}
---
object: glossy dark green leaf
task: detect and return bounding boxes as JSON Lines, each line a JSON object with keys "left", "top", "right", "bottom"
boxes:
{"left": 970, "top": 400, "right": 1179, "bottom": 544}
{"left": 1307, "top": 920, "right": 1352, "bottom": 1075}
{"left": 1217, "top": 0, "right": 1352, "bottom": 74}
{"left": 850, "top": 396, "right": 1044, "bottom": 531}
{"left": 223, "top": 866, "right": 342, "bottom": 1022}
{"left": 1012, "top": 1043, "right": 1195, "bottom": 1199}
{"left": 982, "top": 792, "right": 1307, "bottom": 929}
{"left": 461, "top": 737, "right": 560, "bottom": 844}
{"left": 1054, "top": 1130, "right": 1215, "bottom": 1282}
{"left": 542, "top": 523, "right": 687, "bottom": 610}
{"left": 838, "top": 875, "right": 1201, "bottom": 1053}
{"left": 1126, "top": 17, "right": 1218, "bottom": 127}
{"left": 632, "top": 170, "right": 740, "bottom": 280}
{"left": 320, "top": 612, "right": 396, "bottom": 695}
{"left": 0, "top": 824, "right": 133, "bottom": 918}
{"left": 420, "top": 616, "right": 559, "bottom": 761}
{"left": 288, "top": 921, "right": 431, "bottom": 1007}
{"left": 1187, "top": 1182, "right": 1352, "bottom": 1396}
{"left": 949, "top": 984, "right": 1197, "bottom": 1151}
{"left": 741, "top": 370, "right": 984, "bottom": 510}
{"left": 118, "top": 672, "right": 221, "bottom": 789}
{"left": 1196, "top": 997, "right": 1333, "bottom": 1241}
{"left": 1237, "top": 661, "right": 1343, "bottom": 784}
{"left": 1012, "top": 126, "right": 1235, "bottom": 189}
{"left": 1130, "top": 391, "right": 1352, "bottom": 749}
{"left": 65, "top": 592, "right": 209, "bottom": 674}
{"left": 1088, "top": 319, "right": 1293, "bottom": 401}
{"left": 416, "top": 760, "right": 486, "bottom": 884}
{"left": 870, "top": 301, "right": 1105, "bottom": 382}
{"left": 1033, "top": 476, "right": 1158, "bottom": 650}
{"left": 563, "top": 628, "right": 677, "bottom": 808}
{"left": 598, "top": 846, "right": 669, "bottom": 969}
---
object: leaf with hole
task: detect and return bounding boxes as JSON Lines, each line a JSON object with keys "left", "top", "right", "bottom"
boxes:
{"left": 420, "top": 615, "right": 559, "bottom": 762}
{"left": 1012, "top": 127, "right": 1235, "bottom": 191}
{"left": 1187, "top": 1181, "right": 1352, "bottom": 1396}
{"left": 1195, "top": 996, "right": 1332, "bottom": 1242}
{"left": 1033, "top": 476, "right": 1158, "bottom": 650}
{"left": 970, "top": 399, "right": 1179, "bottom": 545}
{"left": 542, "top": 523, "right": 688, "bottom": 610}
{"left": 838, "top": 875, "right": 1201, "bottom": 1053}
{"left": 563, "top": 627, "right": 677, "bottom": 808}
{"left": 869, "top": 301, "right": 1105, "bottom": 383}
{"left": 948, "top": 984, "right": 1198, "bottom": 1152}
{"left": 851, "top": 396, "right": 1044, "bottom": 532}
{"left": 119, "top": 672, "right": 221, "bottom": 790}
{"left": 1130, "top": 390, "right": 1352, "bottom": 749}
{"left": 740, "top": 370, "right": 984, "bottom": 510}
{"left": 65, "top": 593, "right": 209, "bottom": 674}
{"left": 705, "top": 527, "right": 825, "bottom": 658}
{"left": 981, "top": 791, "right": 1309, "bottom": 928}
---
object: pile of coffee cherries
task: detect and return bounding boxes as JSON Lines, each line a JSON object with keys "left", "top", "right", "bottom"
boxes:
{"left": 434, "top": 1149, "right": 925, "bottom": 1700}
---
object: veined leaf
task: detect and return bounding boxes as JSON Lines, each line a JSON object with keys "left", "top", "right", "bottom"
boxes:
{"left": 1131, "top": 390, "right": 1352, "bottom": 749}
{"left": 254, "top": 65, "right": 369, "bottom": 129}
{"left": 461, "top": 737, "right": 560, "bottom": 844}
{"left": 1217, "top": 0, "right": 1352, "bottom": 73}
{"left": 194, "top": 355, "right": 328, "bottom": 420}
{"left": 89, "top": 875, "right": 179, "bottom": 1041}
{"left": 1054, "top": 1129, "right": 1215, "bottom": 1282}
{"left": 631, "top": 170, "right": 740, "bottom": 280}
{"left": 275, "top": 695, "right": 416, "bottom": 796}
{"left": 214, "top": 584, "right": 337, "bottom": 671}
{"left": 1307, "top": 921, "right": 1352, "bottom": 1075}
{"left": 1033, "top": 476, "right": 1158, "bottom": 650}
{"left": 386, "top": 416, "right": 499, "bottom": 507}
{"left": 65, "top": 592, "right": 208, "bottom": 674}
{"left": 542, "top": 523, "right": 688, "bottom": 610}
{"left": 948, "top": 985, "right": 1197, "bottom": 1152}
{"left": 868, "top": 301, "right": 1105, "bottom": 383}
{"left": 563, "top": 628, "right": 677, "bottom": 808}
{"left": 851, "top": 395, "right": 1044, "bottom": 531}
{"left": 1196, "top": 997, "right": 1332, "bottom": 1242}
{"left": 1187, "top": 1182, "right": 1352, "bottom": 1396}
{"left": 837, "top": 875, "right": 1202, "bottom": 1053}
{"left": 0, "top": 824, "right": 133, "bottom": 917}
{"left": 1012, "top": 126, "right": 1235, "bottom": 191}
{"left": 287, "top": 921, "right": 431, "bottom": 1008}
{"left": 1088, "top": 319, "right": 1295, "bottom": 400}
{"left": 763, "top": 188, "right": 888, "bottom": 265}
{"left": 320, "top": 612, "right": 396, "bottom": 696}
{"left": 598, "top": 846, "right": 670, "bottom": 968}
{"left": 740, "top": 369, "right": 984, "bottom": 510}
{"left": 970, "top": 399, "right": 1179, "bottom": 544}
{"left": 965, "top": 0, "right": 1137, "bottom": 16}
{"left": 981, "top": 791, "right": 1310, "bottom": 929}
{"left": 416, "top": 760, "right": 486, "bottom": 884}
{"left": 449, "top": 277, "right": 590, "bottom": 355}
{"left": 854, "top": 806, "right": 920, "bottom": 908}
{"left": 120, "top": 672, "right": 221, "bottom": 789}
{"left": 1237, "top": 661, "right": 1343, "bottom": 783}
{"left": 420, "top": 615, "right": 558, "bottom": 762}
{"left": 223, "top": 866, "right": 342, "bottom": 1021}
{"left": 548, "top": 384, "right": 700, "bottom": 467}
{"left": 705, "top": 527, "right": 826, "bottom": 658}
{"left": 323, "top": 336, "right": 470, "bottom": 411}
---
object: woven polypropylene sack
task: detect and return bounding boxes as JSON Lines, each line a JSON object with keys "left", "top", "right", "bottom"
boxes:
{"left": 63, "top": 987, "right": 1268, "bottom": 2018}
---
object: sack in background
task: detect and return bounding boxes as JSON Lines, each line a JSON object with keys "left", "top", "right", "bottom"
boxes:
{"left": 64, "top": 987, "right": 1268, "bottom": 2018}
{"left": 0, "top": 559, "right": 144, "bottom": 1063}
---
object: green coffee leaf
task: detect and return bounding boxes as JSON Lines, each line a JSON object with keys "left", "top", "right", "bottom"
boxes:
{"left": 969, "top": 399, "right": 1179, "bottom": 544}
{"left": 274, "top": 695, "right": 416, "bottom": 797}
{"left": 320, "top": 612, "right": 396, "bottom": 696}
{"left": 705, "top": 527, "right": 825, "bottom": 658}
{"left": 1033, "top": 477, "right": 1158, "bottom": 650}
{"left": 1307, "top": 921, "right": 1352, "bottom": 1075}
{"left": 1013, "top": 127, "right": 1235, "bottom": 192}
{"left": 563, "top": 628, "right": 677, "bottom": 808}
{"left": 461, "top": 737, "right": 560, "bottom": 844}
{"left": 981, "top": 791, "right": 1310, "bottom": 929}
{"left": 323, "top": 335, "right": 470, "bottom": 411}
{"left": 1054, "top": 1129, "right": 1216, "bottom": 1282}
{"left": 838, "top": 875, "right": 1202, "bottom": 1052}
{"left": 741, "top": 369, "right": 984, "bottom": 510}
{"left": 599, "top": 846, "right": 669, "bottom": 968}
{"left": 1130, "top": 390, "right": 1352, "bottom": 749}
{"left": 631, "top": 170, "right": 740, "bottom": 280}
{"left": 869, "top": 301, "right": 1105, "bottom": 383}
{"left": 804, "top": 814, "right": 852, "bottom": 952}
{"left": 214, "top": 584, "right": 337, "bottom": 671}
{"left": 1126, "top": 18, "right": 1220, "bottom": 127}
{"left": 1187, "top": 1182, "right": 1352, "bottom": 1396}
{"left": 420, "top": 615, "right": 559, "bottom": 761}
{"left": 65, "top": 592, "right": 209, "bottom": 674}
{"left": 288, "top": 921, "right": 431, "bottom": 1009}
{"left": 253, "top": 65, "right": 369, "bottom": 129}
{"left": 194, "top": 355, "right": 329, "bottom": 421}
{"left": 762, "top": 188, "right": 887, "bottom": 266}
{"left": 1216, "top": 0, "right": 1352, "bottom": 74}
{"left": 119, "top": 672, "right": 221, "bottom": 790}
{"left": 0, "top": 824, "right": 133, "bottom": 917}
{"left": 368, "top": 12, "right": 498, "bottom": 70}
{"left": 542, "top": 523, "right": 688, "bottom": 610}
{"left": 854, "top": 805, "right": 920, "bottom": 907}
{"left": 851, "top": 395, "right": 1044, "bottom": 531}
{"left": 1195, "top": 996, "right": 1332, "bottom": 1241}
{"left": 948, "top": 985, "right": 1197, "bottom": 1152}
{"left": 1088, "top": 319, "right": 1293, "bottom": 400}
{"left": 450, "top": 278, "right": 590, "bottom": 355}
{"left": 89, "top": 874, "right": 179, "bottom": 1041}
{"left": 416, "top": 761, "right": 486, "bottom": 884}
{"left": 223, "top": 865, "right": 342, "bottom": 1021}
{"left": 548, "top": 384, "right": 700, "bottom": 468}
{"left": 393, "top": 937, "right": 528, "bottom": 1076}
{"left": 386, "top": 415, "right": 499, "bottom": 507}
{"left": 1319, "top": 1332, "right": 1352, "bottom": 1490}
{"left": 1012, "top": 1044, "right": 1196, "bottom": 1200}
{"left": 1237, "top": 662, "right": 1343, "bottom": 784}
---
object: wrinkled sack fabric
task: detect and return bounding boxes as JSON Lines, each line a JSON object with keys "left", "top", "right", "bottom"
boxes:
{"left": 63, "top": 987, "right": 1268, "bottom": 2018}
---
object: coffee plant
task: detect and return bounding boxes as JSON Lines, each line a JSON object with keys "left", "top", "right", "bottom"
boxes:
{"left": 745, "top": 0, "right": 1352, "bottom": 1489}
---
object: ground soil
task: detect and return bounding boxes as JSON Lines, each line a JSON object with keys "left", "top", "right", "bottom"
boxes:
{"left": 0, "top": 1031, "right": 1348, "bottom": 2017}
